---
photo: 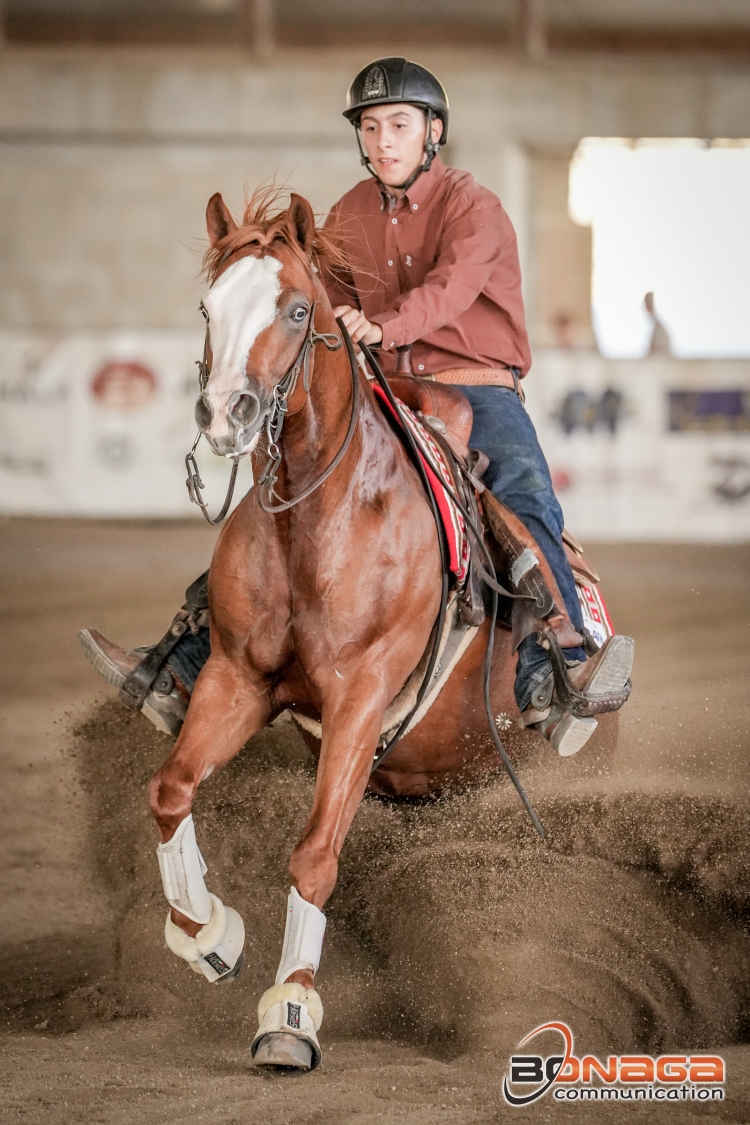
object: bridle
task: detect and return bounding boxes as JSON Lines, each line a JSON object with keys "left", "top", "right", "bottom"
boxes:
{"left": 185, "top": 297, "right": 358, "bottom": 524}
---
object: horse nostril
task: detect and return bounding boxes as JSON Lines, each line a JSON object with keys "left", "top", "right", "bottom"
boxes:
{"left": 230, "top": 393, "right": 260, "bottom": 428}
{"left": 195, "top": 394, "right": 213, "bottom": 431}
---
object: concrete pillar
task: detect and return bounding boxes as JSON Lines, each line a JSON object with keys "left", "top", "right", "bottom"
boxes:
{"left": 527, "top": 146, "right": 595, "bottom": 349}
{"left": 238, "top": 0, "right": 274, "bottom": 58}
{"left": 513, "top": 0, "right": 548, "bottom": 61}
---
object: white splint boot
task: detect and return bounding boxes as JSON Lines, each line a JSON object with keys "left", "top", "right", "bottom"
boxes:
{"left": 157, "top": 816, "right": 244, "bottom": 981}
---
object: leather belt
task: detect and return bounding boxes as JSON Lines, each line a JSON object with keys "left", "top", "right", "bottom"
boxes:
{"left": 425, "top": 367, "right": 524, "bottom": 400}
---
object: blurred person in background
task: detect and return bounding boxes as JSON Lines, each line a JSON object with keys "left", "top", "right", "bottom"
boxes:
{"left": 80, "top": 58, "right": 633, "bottom": 757}
{"left": 644, "top": 290, "right": 672, "bottom": 356}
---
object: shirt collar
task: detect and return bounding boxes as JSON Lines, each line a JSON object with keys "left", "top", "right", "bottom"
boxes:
{"left": 377, "top": 153, "right": 447, "bottom": 212}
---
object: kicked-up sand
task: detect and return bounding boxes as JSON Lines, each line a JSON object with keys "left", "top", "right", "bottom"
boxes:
{"left": 1, "top": 518, "right": 748, "bottom": 1123}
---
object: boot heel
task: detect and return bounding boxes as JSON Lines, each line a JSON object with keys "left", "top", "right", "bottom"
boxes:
{"left": 550, "top": 712, "right": 598, "bottom": 757}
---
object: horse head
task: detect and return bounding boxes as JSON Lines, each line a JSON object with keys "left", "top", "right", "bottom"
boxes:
{"left": 195, "top": 191, "right": 324, "bottom": 459}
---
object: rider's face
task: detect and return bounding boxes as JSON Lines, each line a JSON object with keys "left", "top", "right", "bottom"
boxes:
{"left": 359, "top": 104, "right": 443, "bottom": 190}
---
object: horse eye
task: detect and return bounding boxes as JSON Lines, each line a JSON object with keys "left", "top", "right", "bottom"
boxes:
{"left": 291, "top": 306, "right": 308, "bottom": 322}
{"left": 199, "top": 303, "right": 209, "bottom": 322}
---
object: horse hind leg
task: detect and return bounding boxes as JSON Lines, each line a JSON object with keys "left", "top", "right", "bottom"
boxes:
{"left": 148, "top": 656, "right": 270, "bottom": 983}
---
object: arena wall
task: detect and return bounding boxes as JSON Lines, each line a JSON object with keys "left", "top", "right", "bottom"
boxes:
{"left": 1, "top": 47, "right": 750, "bottom": 536}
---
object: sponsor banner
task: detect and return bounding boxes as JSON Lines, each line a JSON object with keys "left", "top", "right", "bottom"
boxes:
{"left": 0, "top": 330, "right": 254, "bottom": 517}
{"left": 525, "top": 351, "right": 750, "bottom": 542}
{"left": 1, "top": 334, "right": 749, "bottom": 541}
{"left": 503, "top": 1021, "right": 726, "bottom": 1106}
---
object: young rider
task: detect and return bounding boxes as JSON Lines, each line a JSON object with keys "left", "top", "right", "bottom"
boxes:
{"left": 80, "top": 57, "right": 633, "bottom": 756}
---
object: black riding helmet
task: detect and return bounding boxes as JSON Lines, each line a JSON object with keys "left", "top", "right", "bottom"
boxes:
{"left": 343, "top": 57, "right": 449, "bottom": 192}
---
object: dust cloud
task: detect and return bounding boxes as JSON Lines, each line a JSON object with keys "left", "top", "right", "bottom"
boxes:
{"left": 1, "top": 522, "right": 749, "bottom": 1122}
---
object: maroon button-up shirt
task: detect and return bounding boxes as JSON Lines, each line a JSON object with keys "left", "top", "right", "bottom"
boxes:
{"left": 324, "top": 155, "right": 532, "bottom": 377}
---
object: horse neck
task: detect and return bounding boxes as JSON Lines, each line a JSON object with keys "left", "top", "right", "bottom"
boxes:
{"left": 280, "top": 298, "right": 357, "bottom": 481}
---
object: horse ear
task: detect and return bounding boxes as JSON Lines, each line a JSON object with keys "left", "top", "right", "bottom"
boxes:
{"left": 206, "top": 193, "right": 237, "bottom": 245}
{"left": 287, "top": 193, "right": 316, "bottom": 257}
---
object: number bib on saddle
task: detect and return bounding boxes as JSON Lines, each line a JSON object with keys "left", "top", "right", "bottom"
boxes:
{"left": 576, "top": 582, "right": 613, "bottom": 649}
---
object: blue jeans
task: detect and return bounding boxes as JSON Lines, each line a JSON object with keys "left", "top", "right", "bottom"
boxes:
{"left": 170, "top": 383, "right": 585, "bottom": 711}
{"left": 456, "top": 384, "right": 585, "bottom": 712}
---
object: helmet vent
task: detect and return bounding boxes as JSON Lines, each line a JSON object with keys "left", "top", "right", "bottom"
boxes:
{"left": 362, "top": 65, "right": 388, "bottom": 100}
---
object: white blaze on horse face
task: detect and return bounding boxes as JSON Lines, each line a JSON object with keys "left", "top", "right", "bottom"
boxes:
{"left": 202, "top": 254, "right": 282, "bottom": 448}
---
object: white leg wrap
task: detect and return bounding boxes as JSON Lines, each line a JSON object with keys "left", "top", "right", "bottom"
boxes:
{"left": 164, "top": 893, "right": 245, "bottom": 982}
{"left": 251, "top": 983, "right": 323, "bottom": 1069}
{"left": 275, "top": 886, "right": 326, "bottom": 986}
{"left": 156, "top": 814, "right": 212, "bottom": 925}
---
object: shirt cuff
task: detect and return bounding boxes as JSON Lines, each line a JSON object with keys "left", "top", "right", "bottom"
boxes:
{"left": 369, "top": 309, "right": 405, "bottom": 350}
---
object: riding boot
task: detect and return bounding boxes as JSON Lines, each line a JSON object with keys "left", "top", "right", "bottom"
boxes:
{"left": 78, "top": 571, "right": 211, "bottom": 736}
{"left": 520, "top": 633, "right": 635, "bottom": 757}
{"left": 78, "top": 628, "right": 189, "bottom": 736}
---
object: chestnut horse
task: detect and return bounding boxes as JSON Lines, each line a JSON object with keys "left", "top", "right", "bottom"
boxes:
{"left": 148, "top": 190, "right": 616, "bottom": 1070}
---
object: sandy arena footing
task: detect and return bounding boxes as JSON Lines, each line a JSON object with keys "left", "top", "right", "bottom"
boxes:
{"left": 1, "top": 518, "right": 749, "bottom": 1123}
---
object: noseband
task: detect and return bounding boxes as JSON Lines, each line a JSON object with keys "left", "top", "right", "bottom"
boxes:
{"left": 185, "top": 301, "right": 358, "bottom": 524}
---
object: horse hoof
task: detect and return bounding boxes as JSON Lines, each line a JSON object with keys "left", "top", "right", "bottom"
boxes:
{"left": 252, "top": 1033, "right": 314, "bottom": 1070}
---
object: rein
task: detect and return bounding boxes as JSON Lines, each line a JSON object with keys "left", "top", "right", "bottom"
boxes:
{"left": 360, "top": 343, "right": 451, "bottom": 776}
{"left": 185, "top": 302, "right": 348, "bottom": 524}
{"left": 359, "top": 341, "right": 545, "bottom": 838}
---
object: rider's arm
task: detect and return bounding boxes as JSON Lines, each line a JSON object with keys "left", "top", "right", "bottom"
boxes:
{"left": 368, "top": 193, "right": 513, "bottom": 349}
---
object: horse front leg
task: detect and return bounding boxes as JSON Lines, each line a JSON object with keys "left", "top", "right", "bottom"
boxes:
{"left": 149, "top": 654, "right": 271, "bottom": 983}
{"left": 251, "top": 687, "right": 386, "bottom": 1071}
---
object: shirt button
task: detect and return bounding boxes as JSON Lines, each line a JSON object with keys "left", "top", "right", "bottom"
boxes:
{"left": 389, "top": 341, "right": 395, "bottom": 347}
{"left": 388, "top": 260, "right": 393, "bottom": 266}
{"left": 391, "top": 218, "right": 398, "bottom": 224}
{"left": 418, "top": 364, "right": 425, "bottom": 371}
{"left": 413, "top": 204, "right": 418, "bottom": 210}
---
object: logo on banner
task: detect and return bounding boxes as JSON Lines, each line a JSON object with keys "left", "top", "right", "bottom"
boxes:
{"left": 502, "top": 1022, "right": 725, "bottom": 1106}
{"left": 91, "top": 361, "right": 157, "bottom": 409}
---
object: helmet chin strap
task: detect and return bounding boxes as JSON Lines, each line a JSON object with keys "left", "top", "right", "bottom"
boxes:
{"left": 356, "top": 108, "right": 439, "bottom": 196}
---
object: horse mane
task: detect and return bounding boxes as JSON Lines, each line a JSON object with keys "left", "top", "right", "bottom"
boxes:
{"left": 202, "top": 184, "right": 354, "bottom": 284}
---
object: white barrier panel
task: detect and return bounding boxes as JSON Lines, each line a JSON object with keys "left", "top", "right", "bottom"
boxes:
{"left": 0, "top": 331, "right": 254, "bottom": 518}
{"left": 524, "top": 352, "right": 750, "bottom": 543}
{"left": 1, "top": 334, "right": 749, "bottom": 541}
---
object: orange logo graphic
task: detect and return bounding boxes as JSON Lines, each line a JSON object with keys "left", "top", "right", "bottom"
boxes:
{"left": 503, "top": 1022, "right": 725, "bottom": 1106}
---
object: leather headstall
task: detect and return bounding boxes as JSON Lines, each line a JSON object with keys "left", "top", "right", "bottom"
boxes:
{"left": 185, "top": 283, "right": 349, "bottom": 523}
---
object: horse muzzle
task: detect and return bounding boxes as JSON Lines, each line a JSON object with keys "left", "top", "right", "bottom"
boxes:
{"left": 196, "top": 386, "right": 266, "bottom": 459}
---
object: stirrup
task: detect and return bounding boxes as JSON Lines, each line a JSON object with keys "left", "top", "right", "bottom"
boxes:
{"left": 540, "top": 628, "right": 633, "bottom": 718}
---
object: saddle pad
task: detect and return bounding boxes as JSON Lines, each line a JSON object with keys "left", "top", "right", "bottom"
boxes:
{"left": 372, "top": 384, "right": 469, "bottom": 581}
{"left": 576, "top": 580, "right": 614, "bottom": 650}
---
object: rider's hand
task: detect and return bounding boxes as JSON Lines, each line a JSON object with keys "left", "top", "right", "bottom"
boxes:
{"left": 333, "top": 306, "right": 383, "bottom": 346}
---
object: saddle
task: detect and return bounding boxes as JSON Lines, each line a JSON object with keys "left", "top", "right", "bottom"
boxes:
{"left": 381, "top": 373, "right": 628, "bottom": 720}
{"left": 386, "top": 374, "right": 473, "bottom": 458}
